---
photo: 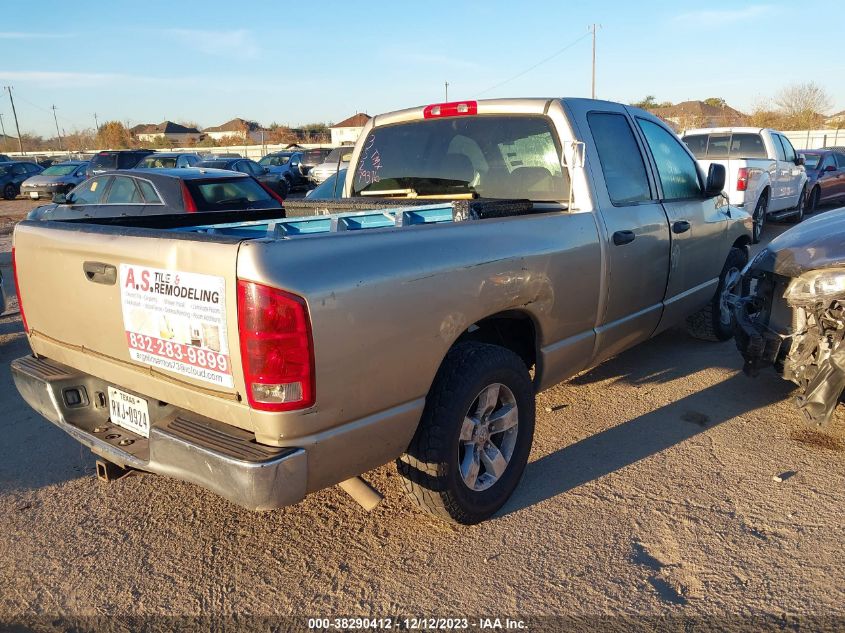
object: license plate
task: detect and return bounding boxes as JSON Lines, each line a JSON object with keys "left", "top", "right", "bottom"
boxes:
{"left": 107, "top": 387, "right": 150, "bottom": 438}
{"left": 29, "top": 192, "right": 39, "bottom": 199}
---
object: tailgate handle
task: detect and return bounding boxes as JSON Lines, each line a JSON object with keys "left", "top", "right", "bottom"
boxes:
{"left": 83, "top": 261, "right": 117, "bottom": 285}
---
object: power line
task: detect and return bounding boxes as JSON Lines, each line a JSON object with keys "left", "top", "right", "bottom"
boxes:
{"left": 475, "top": 31, "right": 591, "bottom": 98}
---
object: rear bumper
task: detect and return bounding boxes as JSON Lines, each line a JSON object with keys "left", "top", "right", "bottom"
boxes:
{"left": 11, "top": 355, "right": 308, "bottom": 510}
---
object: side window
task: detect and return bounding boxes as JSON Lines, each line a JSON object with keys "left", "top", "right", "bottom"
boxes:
{"left": 587, "top": 112, "right": 652, "bottom": 205}
{"left": 105, "top": 176, "right": 143, "bottom": 203}
{"left": 772, "top": 135, "right": 787, "bottom": 161}
{"left": 821, "top": 154, "right": 836, "bottom": 171}
{"left": 249, "top": 161, "right": 264, "bottom": 176}
{"left": 25, "top": 163, "right": 40, "bottom": 174}
{"left": 70, "top": 176, "right": 110, "bottom": 204}
{"left": 186, "top": 155, "right": 199, "bottom": 166}
{"left": 234, "top": 161, "right": 249, "bottom": 174}
{"left": 637, "top": 119, "right": 702, "bottom": 200}
{"left": 176, "top": 156, "right": 188, "bottom": 168}
{"left": 836, "top": 154, "right": 845, "bottom": 170}
{"left": 137, "top": 179, "right": 162, "bottom": 203}
{"left": 75, "top": 166, "right": 87, "bottom": 177}
{"left": 779, "top": 135, "right": 796, "bottom": 163}
{"left": 12, "top": 164, "right": 27, "bottom": 176}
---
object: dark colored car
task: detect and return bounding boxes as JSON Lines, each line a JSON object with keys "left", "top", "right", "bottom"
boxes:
{"left": 27, "top": 168, "right": 283, "bottom": 221}
{"left": 732, "top": 209, "right": 845, "bottom": 425}
{"left": 0, "top": 154, "right": 10, "bottom": 162}
{"left": 20, "top": 160, "right": 89, "bottom": 200}
{"left": 86, "top": 149, "right": 154, "bottom": 178}
{"left": 258, "top": 151, "right": 309, "bottom": 191}
{"left": 306, "top": 168, "right": 347, "bottom": 200}
{"left": 197, "top": 157, "right": 288, "bottom": 197}
{"left": 799, "top": 149, "right": 845, "bottom": 212}
{"left": 0, "top": 161, "right": 44, "bottom": 199}
{"left": 300, "top": 147, "right": 333, "bottom": 176}
{"left": 136, "top": 152, "right": 202, "bottom": 169}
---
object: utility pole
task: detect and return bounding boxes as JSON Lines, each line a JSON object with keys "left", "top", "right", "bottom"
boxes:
{"left": 445, "top": 81, "right": 449, "bottom": 102}
{"left": 52, "top": 104, "right": 64, "bottom": 152}
{"left": 589, "top": 24, "right": 601, "bottom": 99}
{"left": 0, "top": 113, "right": 7, "bottom": 152}
{"left": 93, "top": 112, "right": 99, "bottom": 133}
{"left": 5, "top": 86, "right": 24, "bottom": 154}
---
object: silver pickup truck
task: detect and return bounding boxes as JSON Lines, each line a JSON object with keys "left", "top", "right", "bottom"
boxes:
{"left": 11, "top": 98, "right": 752, "bottom": 524}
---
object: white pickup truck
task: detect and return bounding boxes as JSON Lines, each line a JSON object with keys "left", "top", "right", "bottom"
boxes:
{"left": 682, "top": 127, "right": 808, "bottom": 242}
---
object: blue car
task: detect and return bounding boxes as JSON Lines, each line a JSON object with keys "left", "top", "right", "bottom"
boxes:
{"left": 0, "top": 160, "right": 44, "bottom": 199}
{"left": 258, "top": 151, "right": 309, "bottom": 192}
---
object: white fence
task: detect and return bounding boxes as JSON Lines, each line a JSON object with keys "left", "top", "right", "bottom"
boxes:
{"left": 782, "top": 129, "right": 845, "bottom": 150}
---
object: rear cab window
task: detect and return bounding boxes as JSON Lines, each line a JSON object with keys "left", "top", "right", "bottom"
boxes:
{"left": 185, "top": 177, "right": 279, "bottom": 210}
{"left": 350, "top": 115, "right": 567, "bottom": 201}
{"left": 587, "top": 112, "right": 652, "bottom": 205}
{"left": 682, "top": 132, "right": 767, "bottom": 159}
{"left": 91, "top": 153, "right": 118, "bottom": 171}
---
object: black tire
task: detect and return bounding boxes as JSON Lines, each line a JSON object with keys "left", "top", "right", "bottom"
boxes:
{"left": 2, "top": 184, "right": 16, "bottom": 200}
{"left": 686, "top": 247, "right": 749, "bottom": 342}
{"left": 397, "top": 342, "right": 535, "bottom": 524}
{"left": 807, "top": 186, "right": 821, "bottom": 213}
{"left": 277, "top": 178, "right": 290, "bottom": 198}
{"left": 751, "top": 190, "right": 768, "bottom": 244}
{"left": 786, "top": 185, "right": 807, "bottom": 224}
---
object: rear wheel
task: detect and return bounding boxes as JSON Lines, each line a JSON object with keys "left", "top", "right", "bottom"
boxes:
{"left": 686, "top": 247, "right": 748, "bottom": 342}
{"left": 807, "top": 186, "right": 821, "bottom": 213}
{"left": 751, "top": 190, "right": 768, "bottom": 244}
{"left": 786, "top": 185, "right": 807, "bottom": 224}
{"left": 2, "top": 184, "right": 16, "bottom": 200}
{"left": 397, "top": 342, "right": 535, "bottom": 524}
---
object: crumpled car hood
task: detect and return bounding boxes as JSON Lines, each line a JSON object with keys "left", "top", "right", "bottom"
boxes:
{"left": 752, "top": 207, "right": 845, "bottom": 277}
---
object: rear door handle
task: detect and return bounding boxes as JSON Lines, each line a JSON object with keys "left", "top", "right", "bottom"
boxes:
{"left": 672, "top": 220, "right": 691, "bottom": 234}
{"left": 83, "top": 261, "right": 117, "bottom": 285}
{"left": 612, "top": 230, "right": 636, "bottom": 246}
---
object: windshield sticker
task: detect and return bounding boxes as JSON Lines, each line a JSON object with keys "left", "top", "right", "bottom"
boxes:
{"left": 356, "top": 133, "right": 382, "bottom": 186}
{"left": 119, "top": 264, "right": 233, "bottom": 388}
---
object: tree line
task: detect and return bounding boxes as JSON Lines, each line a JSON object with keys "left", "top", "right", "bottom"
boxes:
{"left": 2, "top": 120, "right": 333, "bottom": 154}
{"left": 631, "top": 82, "right": 837, "bottom": 130}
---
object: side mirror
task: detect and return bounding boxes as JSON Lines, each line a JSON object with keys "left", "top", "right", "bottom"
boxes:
{"left": 825, "top": 164, "right": 837, "bottom": 172}
{"left": 263, "top": 166, "right": 270, "bottom": 173}
{"left": 52, "top": 193, "right": 67, "bottom": 204}
{"left": 704, "top": 163, "right": 726, "bottom": 198}
{"left": 795, "top": 155, "right": 805, "bottom": 166}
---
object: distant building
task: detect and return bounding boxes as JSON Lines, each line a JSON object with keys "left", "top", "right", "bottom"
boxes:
{"left": 203, "top": 118, "right": 267, "bottom": 143}
{"left": 0, "top": 133, "right": 18, "bottom": 150}
{"left": 130, "top": 121, "right": 202, "bottom": 144}
{"left": 330, "top": 113, "right": 371, "bottom": 146}
{"left": 650, "top": 100, "right": 747, "bottom": 131}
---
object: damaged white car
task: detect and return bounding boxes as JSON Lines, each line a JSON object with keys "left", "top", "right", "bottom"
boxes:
{"left": 733, "top": 209, "right": 845, "bottom": 424}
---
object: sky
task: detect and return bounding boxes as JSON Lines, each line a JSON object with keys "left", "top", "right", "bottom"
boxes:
{"left": 0, "top": 0, "right": 842, "bottom": 138}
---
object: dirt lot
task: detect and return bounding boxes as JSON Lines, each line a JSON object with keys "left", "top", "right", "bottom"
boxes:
{"left": 1, "top": 206, "right": 845, "bottom": 629}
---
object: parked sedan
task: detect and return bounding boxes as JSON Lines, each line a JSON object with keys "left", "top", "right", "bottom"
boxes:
{"left": 19, "top": 160, "right": 89, "bottom": 200}
{"left": 799, "top": 149, "right": 845, "bottom": 212}
{"left": 0, "top": 161, "right": 44, "bottom": 199}
{"left": 309, "top": 146, "right": 354, "bottom": 184}
{"left": 137, "top": 152, "right": 201, "bottom": 169}
{"left": 27, "top": 168, "right": 283, "bottom": 221}
{"left": 197, "top": 157, "right": 288, "bottom": 197}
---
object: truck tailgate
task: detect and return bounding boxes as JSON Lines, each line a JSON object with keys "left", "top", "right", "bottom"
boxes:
{"left": 13, "top": 221, "right": 252, "bottom": 430}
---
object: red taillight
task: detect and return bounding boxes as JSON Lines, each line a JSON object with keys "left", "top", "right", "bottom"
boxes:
{"left": 258, "top": 179, "right": 286, "bottom": 205}
{"left": 736, "top": 167, "right": 749, "bottom": 192}
{"left": 423, "top": 100, "right": 478, "bottom": 119}
{"left": 180, "top": 181, "right": 197, "bottom": 212}
{"left": 11, "top": 247, "right": 28, "bottom": 333}
{"left": 237, "top": 280, "right": 314, "bottom": 411}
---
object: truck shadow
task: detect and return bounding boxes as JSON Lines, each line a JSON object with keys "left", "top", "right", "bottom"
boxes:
{"left": 501, "top": 344, "right": 793, "bottom": 517}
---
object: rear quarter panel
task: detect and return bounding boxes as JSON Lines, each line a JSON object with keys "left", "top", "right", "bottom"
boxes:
{"left": 237, "top": 211, "right": 602, "bottom": 443}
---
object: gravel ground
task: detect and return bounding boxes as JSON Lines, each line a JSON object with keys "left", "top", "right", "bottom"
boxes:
{"left": 1, "top": 206, "right": 844, "bottom": 629}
